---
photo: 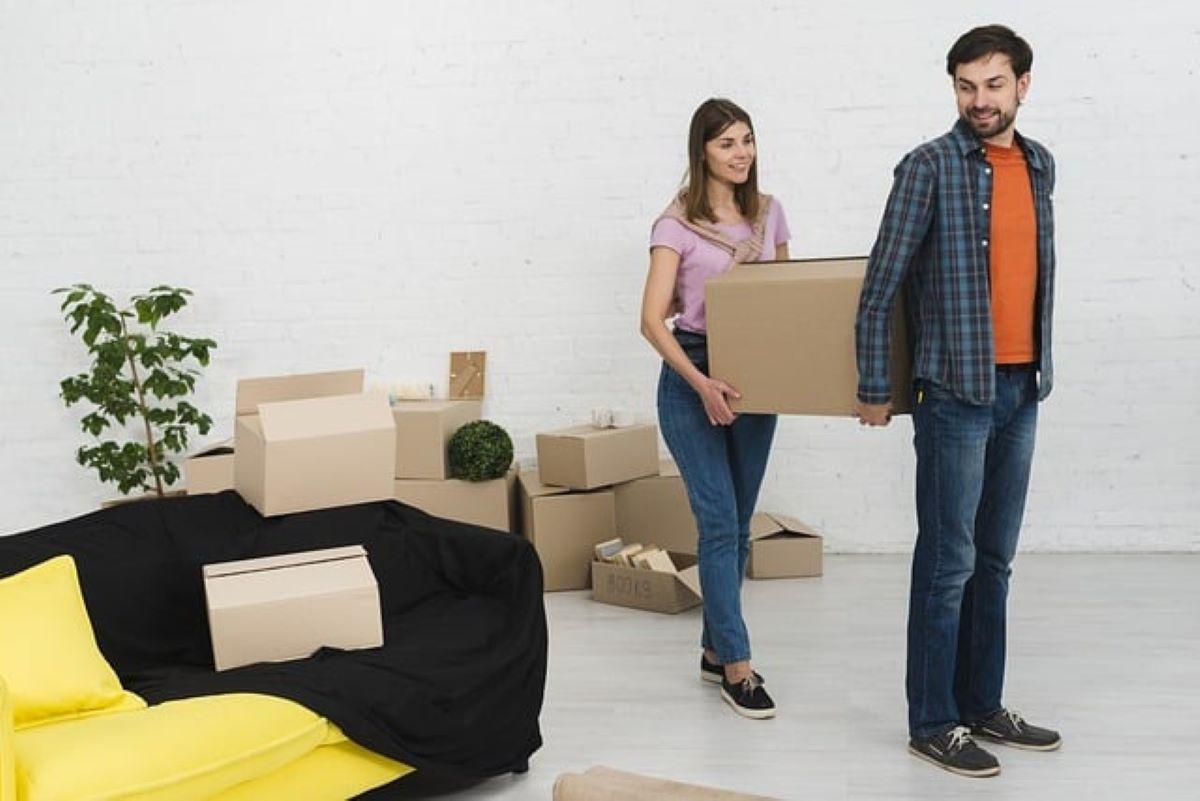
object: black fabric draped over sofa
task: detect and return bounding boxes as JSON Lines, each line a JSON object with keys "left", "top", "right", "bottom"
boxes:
{"left": 0, "top": 491, "right": 547, "bottom": 795}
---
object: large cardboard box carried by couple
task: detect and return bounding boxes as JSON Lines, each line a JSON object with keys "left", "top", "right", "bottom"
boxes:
{"left": 706, "top": 256, "right": 913, "bottom": 416}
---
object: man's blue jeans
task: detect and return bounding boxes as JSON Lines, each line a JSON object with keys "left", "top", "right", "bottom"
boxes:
{"left": 907, "top": 368, "right": 1039, "bottom": 738}
{"left": 656, "top": 335, "right": 776, "bottom": 665}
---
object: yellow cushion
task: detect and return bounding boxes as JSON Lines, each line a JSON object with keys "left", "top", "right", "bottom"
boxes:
{"left": 2, "top": 676, "right": 15, "bottom": 801}
{"left": 0, "top": 556, "right": 128, "bottom": 728}
{"left": 212, "top": 738, "right": 414, "bottom": 801}
{"left": 14, "top": 693, "right": 328, "bottom": 801}
{"left": 14, "top": 690, "right": 145, "bottom": 732}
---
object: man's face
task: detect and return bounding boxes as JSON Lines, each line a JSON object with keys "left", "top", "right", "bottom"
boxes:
{"left": 953, "top": 53, "right": 1030, "bottom": 141}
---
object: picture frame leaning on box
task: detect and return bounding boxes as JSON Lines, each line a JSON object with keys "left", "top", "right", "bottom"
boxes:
{"left": 639, "top": 98, "right": 791, "bottom": 721}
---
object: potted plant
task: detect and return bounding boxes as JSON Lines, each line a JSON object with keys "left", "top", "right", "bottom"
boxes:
{"left": 54, "top": 284, "right": 216, "bottom": 499}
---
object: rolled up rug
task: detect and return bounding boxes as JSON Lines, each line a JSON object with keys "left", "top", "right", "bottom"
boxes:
{"left": 553, "top": 766, "right": 780, "bottom": 801}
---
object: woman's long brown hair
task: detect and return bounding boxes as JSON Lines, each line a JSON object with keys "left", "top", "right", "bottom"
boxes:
{"left": 683, "top": 98, "right": 759, "bottom": 224}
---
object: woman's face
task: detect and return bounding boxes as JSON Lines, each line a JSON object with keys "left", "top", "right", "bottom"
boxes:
{"left": 703, "top": 121, "right": 755, "bottom": 185}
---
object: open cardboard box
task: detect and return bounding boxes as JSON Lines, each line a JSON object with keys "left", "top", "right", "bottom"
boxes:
{"left": 184, "top": 439, "right": 235, "bottom": 495}
{"left": 591, "top": 551, "right": 702, "bottom": 614}
{"left": 748, "top": 512, "right": 824, "bottom": 579}
{"left": 234, "top": 369, "right": 395, "bottom": 516}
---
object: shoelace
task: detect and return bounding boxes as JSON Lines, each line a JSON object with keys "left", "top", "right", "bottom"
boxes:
{"left": 946, "top": 725, "right": 975, "bottom": 753}
{"left": 1003, "top": 709, "right": 1026, "bottom": 732}
{"left": 738, "top": 674, "right": 762, "bottom": 695}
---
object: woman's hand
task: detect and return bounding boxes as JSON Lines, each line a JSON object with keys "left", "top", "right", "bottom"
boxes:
{"left": 694, "top": 377, "right": 741, "bottom": 426}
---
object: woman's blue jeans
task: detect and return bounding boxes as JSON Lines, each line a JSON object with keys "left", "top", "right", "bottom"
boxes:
{"left": 656, "top": 331, "right": 776, "bottom": 665}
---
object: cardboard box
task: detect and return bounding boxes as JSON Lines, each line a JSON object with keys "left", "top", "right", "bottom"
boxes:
{"left": 202, "top": 545, "right": 383, "bottom": 671}
{"left": 613, "top": 460, "right": 698, "bottom": 554}
{"left": 235, "top": 369, "right": 366, "bottom": 416}
{"left": 535, "top": 424, "right": 659, "bottom": 490}
{"left": 189, "top": 370, "right": 367, "bottom": 501}
{"left": 747, "top": 512, "right": 824, "bottom": 579}
{"left": 394, "top": 469, "right": 517, "bottom": 532}
{"left": 706, "top": 257, "right": 913, "bottom": 416}
{"left": 235, "top": 388, "right": 396, "bottom": 517}
{"left": 392, "top": 400, "right": 482, "bottom": 479}
{"left": 185, "top": 439, "right": 236, "bottom": 495}
{"left": 591, "top": 551, "right": 702, "bottom": 614}
{"left": 518, "top": 468, "right": 617, "bottom": 592}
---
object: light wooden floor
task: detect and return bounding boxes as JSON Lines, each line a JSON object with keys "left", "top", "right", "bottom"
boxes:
{"left": 447, "top": 554, "right": 1200, "bottom": 800}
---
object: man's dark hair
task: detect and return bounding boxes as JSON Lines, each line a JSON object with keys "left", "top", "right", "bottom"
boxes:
{"left": 946, "top": 25, "right": 1033, "bottom": 77}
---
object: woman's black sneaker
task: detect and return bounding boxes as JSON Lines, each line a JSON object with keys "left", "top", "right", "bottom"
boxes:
{"left": 700, "top": 654, "right": 763, "bottom": 685}
{"left": 908, "top": 726, "right": 1000, "bottom": 777}
{"left": 970, "top": 709, "right": 1063, "bottom": 751}
{"left": 719, "top": 674, "right": 775, "bottom": 719}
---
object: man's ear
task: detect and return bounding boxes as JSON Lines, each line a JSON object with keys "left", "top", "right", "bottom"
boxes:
{"left": 1017, "top": 72, "right": 1031, "bottom": 103}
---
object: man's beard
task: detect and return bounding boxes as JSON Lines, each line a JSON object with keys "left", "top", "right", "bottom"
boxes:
{"left": 963, "top": 105, "right": 1017, "bottom": 139}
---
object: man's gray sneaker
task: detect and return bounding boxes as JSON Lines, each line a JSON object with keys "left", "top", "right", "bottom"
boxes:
{"left": 908, "top": 726, "right": 1001, "bottom": 777}
{"left": 971, "top": 708, "right": 1062, "bottom": 751}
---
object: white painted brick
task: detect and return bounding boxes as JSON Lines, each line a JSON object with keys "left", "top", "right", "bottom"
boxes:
{"left": 1, "top": 1, "right": 1197, "bottom": 550}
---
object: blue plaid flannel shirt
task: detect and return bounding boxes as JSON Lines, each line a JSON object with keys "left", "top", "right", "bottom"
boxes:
{"left": 856, "top": 118, "right": 1057, "bottom": 406}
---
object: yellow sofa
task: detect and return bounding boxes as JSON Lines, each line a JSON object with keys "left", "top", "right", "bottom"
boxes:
{"left": 0, "top": 682, "right": 413, "bottom": 800}
{"left": 0, "top": 556, "right": 412, "bottom": 801}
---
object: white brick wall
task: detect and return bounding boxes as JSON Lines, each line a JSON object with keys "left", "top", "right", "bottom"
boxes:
{"left": 2, "top": 1, "right": 1197, "bottom": 551}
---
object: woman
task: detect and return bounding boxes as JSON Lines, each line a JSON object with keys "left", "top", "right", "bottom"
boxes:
{"left": 639, "top": 98, "right": 790, "bottom": 719}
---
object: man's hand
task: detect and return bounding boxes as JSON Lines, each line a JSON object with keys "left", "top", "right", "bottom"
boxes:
{"left": 855, "top": 399, "right": 892, "bottom": 427}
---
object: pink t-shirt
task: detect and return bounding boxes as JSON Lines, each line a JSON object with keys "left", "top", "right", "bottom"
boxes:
{"left": 650, "top": 197, "right": 790, "bottom": 334}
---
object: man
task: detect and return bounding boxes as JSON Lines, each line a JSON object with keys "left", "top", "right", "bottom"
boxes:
{"left": 854, "top": 25, "right": 1063, "bottom": 778}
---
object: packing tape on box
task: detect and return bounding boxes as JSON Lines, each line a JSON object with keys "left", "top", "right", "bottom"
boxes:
{"left": 389, "top": 382, "right": 435, "bottom": 402}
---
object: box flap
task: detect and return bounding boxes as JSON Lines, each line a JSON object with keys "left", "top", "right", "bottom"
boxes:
{"left": 750, "top": 511, "right": 821, "bottom": 541}
{"left": 391, "top": 399, "right": 477, "bottom": 415}
{"left": 257, "top": 392, "right": 394, "bottom": 442}
{"left": 203, "top": 545, "right": 367, "bottom": 579}
{"left": 544, "top": 423, "right": 653, "bottom": 440}
{"left": 517, "top": 467, "right": 571, "bottom": 499}
{"left": 235, "top": 369, "right": 365, "bottom": 416}
{"left": 676, "top": 564, "right": 703, "bottom": 600}
{"left": 189, "top": 438, "right": 235, "bottom": 458}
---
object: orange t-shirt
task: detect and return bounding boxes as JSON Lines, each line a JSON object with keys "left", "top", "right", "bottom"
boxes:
{"left": 985, "top": 142, "right": 1038, "bottom": 364}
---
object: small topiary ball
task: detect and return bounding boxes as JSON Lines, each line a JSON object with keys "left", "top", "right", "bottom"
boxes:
{"left": 448, "top": 420, "right": 514, "bottom": 482}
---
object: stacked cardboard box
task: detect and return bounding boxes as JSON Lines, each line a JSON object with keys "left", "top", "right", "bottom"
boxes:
{"left": 613, "top": 460, "right": 697, "bottom": 555}
{"left": 520, "top": 423, "right": 663, "bottom": 592}
{"left": 535, "top": 423, "right": 659, "bottom": 490}
{"left": 390, "top": 399, "right": 517, "bottom": 533}
{"left": 394, "top": 469, "right": 517, "bottom": 533}
{"left": 518, "top": 468, "right": 616, "bottom": 592}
